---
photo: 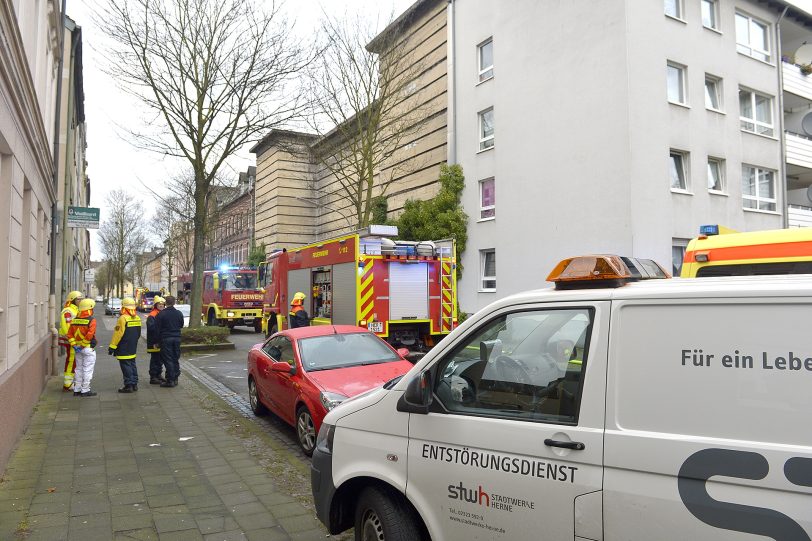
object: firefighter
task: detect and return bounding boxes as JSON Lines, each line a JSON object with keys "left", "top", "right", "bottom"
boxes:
{"left": 68, "top": 298, "right": 98, "bottom": 397}
{"left": 147, "top": 296, "right": 166, "bottom": 384}
{"left": 156, "top": 295, "right": 185, "bottom": 388}
{"left": 59, "top": 290, "right": 84, "bottom": 391}
{"left": 108, "top": 297, "right": 142, "bottom": 393}
{"left": 289, "top": 291, "right": 310, "bottom": 329}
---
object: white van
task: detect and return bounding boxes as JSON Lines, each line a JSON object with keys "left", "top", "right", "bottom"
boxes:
{"left": 311, "top": 255, "right": 812, "bottom": 541}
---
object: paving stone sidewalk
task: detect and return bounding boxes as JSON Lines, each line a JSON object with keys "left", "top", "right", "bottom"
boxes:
{"left": 0, "top": 319, "right": 329, "bottom": 541}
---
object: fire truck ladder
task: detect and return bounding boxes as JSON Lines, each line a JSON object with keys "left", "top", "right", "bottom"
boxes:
{"left": 437, "top": 241, "right": 455, "bottom": 333}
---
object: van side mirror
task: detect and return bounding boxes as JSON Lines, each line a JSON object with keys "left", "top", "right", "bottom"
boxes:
{"left": 397, "top": 371, "right": 433, "bottom": 414}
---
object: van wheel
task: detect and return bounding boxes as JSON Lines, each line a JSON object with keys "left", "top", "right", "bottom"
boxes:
{"left": 354, "top": 486, "right": 423, "bottom": 541}
{"left": 296, "top": 406, "right": 316, "bottom": 456}
{"left": 248, "top": 377, "right": 267, "bottom": 415}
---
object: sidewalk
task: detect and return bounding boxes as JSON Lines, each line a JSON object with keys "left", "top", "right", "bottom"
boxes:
{"left": 0, "top": 318, "right": 330, "bottom": 541}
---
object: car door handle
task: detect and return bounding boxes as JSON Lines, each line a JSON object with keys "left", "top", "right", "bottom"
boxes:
{"left": 544, "top": 439, "right": 585, "bottom": 451}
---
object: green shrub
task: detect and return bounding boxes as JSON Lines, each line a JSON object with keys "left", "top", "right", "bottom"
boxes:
{"left": 181, "top": 326, "right": 231, "bottom": 345}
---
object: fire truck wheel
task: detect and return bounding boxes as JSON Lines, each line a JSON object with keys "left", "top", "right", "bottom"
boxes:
{"left": 254, "top": 319, "right": 262, "bottom": 333}
{"left": 265, "top": 318, "right": 277, "bottom": 339}
{"left": 207, "top": 310, "right": 218, "bottom": 327}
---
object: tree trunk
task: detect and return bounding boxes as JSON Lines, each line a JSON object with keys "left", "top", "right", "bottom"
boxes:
{"left": 188, "top": 176, "right": 208, "bottom": 328}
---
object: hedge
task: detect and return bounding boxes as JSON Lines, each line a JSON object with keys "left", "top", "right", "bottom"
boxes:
{"left": 181, "top": 326, "right": 231, "bottom": 345}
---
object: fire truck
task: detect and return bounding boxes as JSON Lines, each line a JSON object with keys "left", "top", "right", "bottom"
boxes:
{"left": 202, "top": 266, "right": 264, "bottom": 332}
{"left": 134, "top": 288, "right": 161, "bottom": 312}
{"left": 258, "top": 226, "right": 458, "bottom": 350}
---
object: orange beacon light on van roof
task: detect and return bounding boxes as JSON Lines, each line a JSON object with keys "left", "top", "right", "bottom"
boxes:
{"left": 547, "top": 255, "right": 670, "bottom": 289}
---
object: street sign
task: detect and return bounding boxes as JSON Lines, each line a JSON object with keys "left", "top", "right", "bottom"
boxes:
{"left": 67, "top": 206, "right": 100, "bottom": 229}
{"left": 84, "top": 268, "right": 96, "bottom": 283}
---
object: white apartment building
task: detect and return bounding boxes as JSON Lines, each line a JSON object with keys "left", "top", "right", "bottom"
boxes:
{"left": 452, "top": 0, "right": 812, "bottom": 313}
{"left": 0, "top": 0, "right": 63, "bottom": 470}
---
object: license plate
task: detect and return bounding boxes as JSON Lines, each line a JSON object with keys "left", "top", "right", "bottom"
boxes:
{"left": 368, "top": 322, "right": 384, "bottom": 333}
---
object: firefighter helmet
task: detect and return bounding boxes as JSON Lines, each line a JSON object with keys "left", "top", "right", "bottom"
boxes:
{"left": 153, "top": 296, "right": 166, "bottom": 306}
{"left": 291, "top": 291, "right": 306, "bottom": 306}
{"left": 67, "top": 290, "right": 84, "bottom": 303}
{"left": 122, "top": 297, "right": 136, "bottom": 308}
{"left": 78, "top": 298, "right": 96, "bottom": 312}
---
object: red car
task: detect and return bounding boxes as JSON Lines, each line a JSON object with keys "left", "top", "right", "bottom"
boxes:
{"left": 247, "top": 325, "right": 413, "bottom": 455}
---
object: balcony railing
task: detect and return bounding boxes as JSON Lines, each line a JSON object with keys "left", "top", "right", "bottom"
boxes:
{"left": 785, "top": 131, "right": 812, "bottom": 169}
{"left": 783, "top": 61, "right": 812, "bottom": 102}
{"left": 789, "top": 204, "right": 812, "bottom": 228}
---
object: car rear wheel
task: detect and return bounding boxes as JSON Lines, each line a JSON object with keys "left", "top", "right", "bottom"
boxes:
{"left": 354, "top": 486, "right": 424, "bottom": 541}
{"left": 248, "top": 378, "right": 267, "bottom": 415}
{"left": 296, "top": 406, "right": 316, "bottom": 456}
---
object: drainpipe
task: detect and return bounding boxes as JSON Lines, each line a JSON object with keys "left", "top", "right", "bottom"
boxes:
{"left": 446, "top": 0, "right": 456, "bottom": 164}
{"left": 60, "top": 27, "right": 79, "bottom": 310}
{"left": 49, "top": 0, "right": 68, "bottom": 374}
{"left": 776, "top": 5, "right": 790, "bottom": 228}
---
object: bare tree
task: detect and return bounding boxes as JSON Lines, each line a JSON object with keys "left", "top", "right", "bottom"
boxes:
{"left": 98, "top": 190, "right": 148, "bottom": 298}
{"left": 307, "top": 12, "right": 427, "bottom": 228}
{"left": 100, "top": 0, "right": 308, "bottom": 326}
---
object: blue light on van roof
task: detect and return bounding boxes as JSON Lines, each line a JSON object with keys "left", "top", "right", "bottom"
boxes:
{"left": 699, "top": 224, "right": 719, "bottom": 236}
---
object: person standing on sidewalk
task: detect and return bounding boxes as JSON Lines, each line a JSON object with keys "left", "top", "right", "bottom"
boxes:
{"left": 108, "top": 297, "right": 142, "bottom": 393}
{"left": 59, "top": 290, "right": 84, "bottom": 391}
{"left": 146, "top": 295, "right": 167, "bottom": 385}
{"left": 156, "top": 295, "right": 184, "bottom": 388}
{"left": 67, "top": 298, "right": 98, "bottom": 397}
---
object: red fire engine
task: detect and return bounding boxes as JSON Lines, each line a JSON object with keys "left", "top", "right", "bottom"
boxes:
{"left": 202, "top": 266, "right": 264, "bottom": 332}
{"left": 258, "top": 226, "right": 458, "bottom": 350}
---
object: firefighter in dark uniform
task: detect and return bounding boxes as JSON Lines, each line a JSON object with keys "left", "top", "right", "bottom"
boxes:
{"left": 156, "top": 295, "right": 185, "bottom": 388}
{"left": 289, "top": 291, "right": 310, "bottom": 329}
{"left": 108, "top": 297, "right": 142, "bottom": 393}
{"left": 147, "top": 296, "right": 167, "bottom": 384}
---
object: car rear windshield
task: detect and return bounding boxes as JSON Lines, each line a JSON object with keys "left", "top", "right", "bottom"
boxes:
{"left": 298, "top": 333, "right": 399, "bottom": 371}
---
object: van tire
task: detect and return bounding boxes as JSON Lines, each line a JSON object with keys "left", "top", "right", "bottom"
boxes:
{"left": 354, "top": 486, "right": 424, "bottom": 541}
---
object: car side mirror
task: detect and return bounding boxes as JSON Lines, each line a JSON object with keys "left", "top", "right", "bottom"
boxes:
{"left": 396, "top": 347, "right": 410, "bottom": 359}
{"left": 480, "top": 339, "right": 502, "bottom": 362}
{"left": 271, "top": 361, "right": 292, "bottom": 374}
{"left": 397, "top": 371, "right": 433, "bottom": 414}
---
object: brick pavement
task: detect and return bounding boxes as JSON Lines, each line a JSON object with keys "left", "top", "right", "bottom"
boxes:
{"left": 0, "top": 317, "right": 331, "bottom": 541}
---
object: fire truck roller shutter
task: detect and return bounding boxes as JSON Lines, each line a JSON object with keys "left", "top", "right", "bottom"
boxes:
{"left": 287, "top": 269, "right": 311, "bottom": 314}
{"left": 389, "top": 262, "right": 429, "bottom": 319}
{"left": 331, "top": 262, "right": 356, "bottom": 325}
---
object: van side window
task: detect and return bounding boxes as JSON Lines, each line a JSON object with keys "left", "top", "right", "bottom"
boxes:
{"left": 434, "top": 308, "right": 593, "bottom": 424}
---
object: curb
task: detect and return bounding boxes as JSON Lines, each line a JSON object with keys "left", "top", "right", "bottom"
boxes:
{"left": 180, "top": 342, "right": 235, "bottom": 351}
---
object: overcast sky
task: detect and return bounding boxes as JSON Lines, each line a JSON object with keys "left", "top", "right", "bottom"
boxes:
{"left": 69, "top": 0, "right": 812, "bottom": 258}
{"left": 66, "top": 0, "right": 413, "bottom": 257}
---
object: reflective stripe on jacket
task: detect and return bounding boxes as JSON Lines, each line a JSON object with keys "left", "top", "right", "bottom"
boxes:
{"left": 68, "top": 313, "right": 97, "bottom": 347}
{"left": 110, "top": 314, "right": 142, "bottom": 360}
{"left": 59, "top": 305, "right": 78, "bottom": 345}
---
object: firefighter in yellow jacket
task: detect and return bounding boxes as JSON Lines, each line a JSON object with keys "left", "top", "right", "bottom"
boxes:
{"left": 59, "top": 290, "right": 84, "bottom": 391}
{"left": 68, "top": 298, "right": 98, "bottom": 397}
{"left": 108, "top": 297, "right": 142, "bottom": 393}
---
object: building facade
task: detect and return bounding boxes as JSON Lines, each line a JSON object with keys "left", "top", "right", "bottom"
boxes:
{"left": 251, "top": 0, "right": 448, "bottom": 250}
{"left": 205, "top": 166, "right": 255, "bottom": 267}
{"left": 454, "top": 0, "right": 812, "bottom": 313}
{"left": 0, "top": 0, "right": 63, "bottom": 471}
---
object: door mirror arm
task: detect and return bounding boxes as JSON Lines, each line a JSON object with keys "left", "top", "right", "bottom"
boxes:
{"left": 397, "top": 371, "right": 433, "bottom": 414}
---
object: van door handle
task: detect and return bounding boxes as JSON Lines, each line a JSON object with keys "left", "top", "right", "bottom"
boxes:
{"left": 544, "top": 439, "right": 585, "bottom": 451}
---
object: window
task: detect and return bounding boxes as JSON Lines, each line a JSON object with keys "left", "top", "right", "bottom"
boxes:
{"left": 705, "top": 75, "right": 722, "bottom": 110}
{"left": 667, "top": 63, "right": 686, "bottom": 105}
{"left": 707, "top": 157, "right": 724, "bottom": 191}
{"left": 702, "top": 0, "right": 718, "bottom": 30}
{"left": 669, "top": 150, "right": 688, "bottom": 190}
{"left": 742, "top": 165, "right": 776, "bottom": 211}
{"left": 736, "top": 12, "right": 770, "bottom": 62}
{"left": 480, "top": 249, "right": 496, "bottom": 291}
{"left": 263, "top": 336, "right": 295, "bottom": 366}
{"left": 479, "top": 178, "right": 495, "bottom": 220}
{"left": 433, "top": 308, "right": 593, "bottom": 424}
{"left": 739, "top": 88, "right": 773, "bottom": 136}
{"left": 672, "top": 240, "right": 688, "bottom": 277}
{"left": 479, "top": 108, "right": 494, "bottom": 150}
{"left": 665, "top": 0, "right": 682, "bottom": 19}
{"left": 478, "top": 38, "right": 493, "bottom": 82}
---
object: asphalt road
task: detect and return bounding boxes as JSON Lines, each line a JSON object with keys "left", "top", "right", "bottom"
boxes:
{"left": 183, "top": 325, "right": 264, "bottom": 398}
